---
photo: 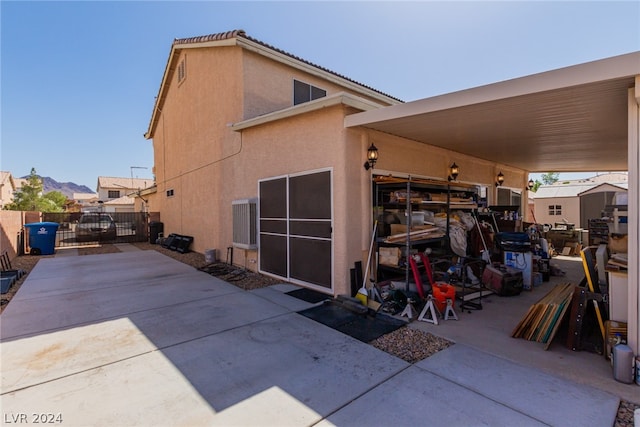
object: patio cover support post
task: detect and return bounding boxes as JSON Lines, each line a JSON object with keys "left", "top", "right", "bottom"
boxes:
{"left": 627, "top": 82, "right": 639, "bottom": 355}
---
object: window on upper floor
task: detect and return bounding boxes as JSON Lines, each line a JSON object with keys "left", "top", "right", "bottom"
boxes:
{"left": 293, "top": 79, "right": 326, "bottom": 105}
{"left": 166, "top": 189, "right": 174, "bottom": 197}
{"left": 108, "top": 190, "right": 120, "bottom": 199}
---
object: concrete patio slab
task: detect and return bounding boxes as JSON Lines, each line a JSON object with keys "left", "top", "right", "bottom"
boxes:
{"left": 318, "top": 364, "right": 546, "bottom": 427}
{"left": 13, "top": 251, "right": 198, "bottom": 299}
{"left": 1, "top": 349, "right": 220, "bottom": 427}
{"left": 0, "top": 274, "right": 240, "bottom": 340}
{"left": 1, "top": 316, "right": 157, "bottom": 393}
{"left": 157, "top": 312, "right": 409, "bottom": 424}
{"left": 2, "top": 311, "right": 408, "bottom": 426}
{"left": 126, "top": 291, "right": 291, "bottom": 348}
{"left": 1, "top": 291, "right": 291, "bottom": 393}
{"left": 416, "top": 344, "right": 620, "bottom": 427}
{"left": 0, "top": 250, "right": 625, "bottom": 426}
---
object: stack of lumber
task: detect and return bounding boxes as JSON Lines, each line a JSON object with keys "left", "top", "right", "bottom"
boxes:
{"left": 606, "top": 253, "right": 628, "bottom": 271}
{"left": 511, "top": 283, "right": 575, "bottom": 349}
{"left": 384, "top": 226, "right": 445, "bottom": 243}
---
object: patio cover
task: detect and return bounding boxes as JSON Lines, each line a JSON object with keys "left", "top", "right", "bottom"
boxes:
{"left": 345, "top": 52, "right": 639, "bottom": 173}
{"left": 345, "top": 51, "right": 640, "bottom": 353}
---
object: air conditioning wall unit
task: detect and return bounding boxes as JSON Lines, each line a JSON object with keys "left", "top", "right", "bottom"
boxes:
{"left": 232, "top": 198, "right": 258, "bottom": 249}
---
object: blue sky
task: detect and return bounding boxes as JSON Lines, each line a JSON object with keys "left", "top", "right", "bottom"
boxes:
{"left": 2, "top": 1, "right": 639, "bottom": 189}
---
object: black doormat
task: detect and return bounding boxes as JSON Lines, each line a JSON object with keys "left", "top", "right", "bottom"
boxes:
{"left": 298, "top": 302, "right": 406, "bottom": 343}
{"left": 286, "top": 288, "right": 331, "bottom": 304}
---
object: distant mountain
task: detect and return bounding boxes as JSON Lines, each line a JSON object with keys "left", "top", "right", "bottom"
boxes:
{"left": 21, "top": 175, "right": 94, "bottom": 199}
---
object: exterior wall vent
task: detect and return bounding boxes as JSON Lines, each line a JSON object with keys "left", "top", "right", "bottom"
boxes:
{"left": 232, "top": 198, "right": 258, "bottom": 249}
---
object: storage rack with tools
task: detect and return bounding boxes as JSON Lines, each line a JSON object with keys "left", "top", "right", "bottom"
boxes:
{"left": 372, "top": 175, "right": 479, "bottom": 294}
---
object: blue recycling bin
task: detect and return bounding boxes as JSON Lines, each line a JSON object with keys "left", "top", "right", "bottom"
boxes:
{"left": 25, "top": 222, "right": 59, "bottom": 255}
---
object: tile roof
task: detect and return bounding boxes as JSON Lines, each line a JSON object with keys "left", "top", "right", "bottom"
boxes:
{"left": 172, "top": 29, "right": 403, "bottom": 103}
{"left": 73, "top": 193, "right": 99, "bottom": 201}
{"left": 103, "top": 195, "right": 135, "bottom": 205}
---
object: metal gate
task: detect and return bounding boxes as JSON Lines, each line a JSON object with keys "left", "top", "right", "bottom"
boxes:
{"left": 42, "top": 212, "right": 150, "bottom": 247}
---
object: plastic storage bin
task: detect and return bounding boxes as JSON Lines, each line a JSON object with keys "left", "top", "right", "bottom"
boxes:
{"left": 25, "top": 222, "right": 59, "bottom": 255}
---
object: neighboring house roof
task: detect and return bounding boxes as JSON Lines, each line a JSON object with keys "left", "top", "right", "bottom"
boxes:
{"left": 13, "top": 178, "right": 28, "bottom": 190}
{"left": 534, "top": 181, "right": 628, "bottom": 199}
{"left": 73, "top": 192, "right": 99, "bottom": 201}
{"left": 588, "top": 172, "right": 628, "bottom": 184}
{"left": 103, "top": 195, "right": 135, "bottom": 206}
{"left": 97, "top": 177, "right": 154, "bottom": 191}
{"left": 145, "top": 29, "right": 403, "bottom": 139}
{"left": 578, "top": 182, "right": 628, "bottom": 196}
{"left": 533, "top": 183, "right": 598, "bottom": 199}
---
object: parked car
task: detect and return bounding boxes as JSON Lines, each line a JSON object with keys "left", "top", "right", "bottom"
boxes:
{"left": 75, "top": 214, "right": 117, "bottom": 242}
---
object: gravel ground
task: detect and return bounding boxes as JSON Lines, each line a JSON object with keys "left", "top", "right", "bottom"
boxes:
{"left": 370, "top": 327, "right": 452, "bottom": 363}
{"left": 2, "top": 243, "right": 638, "bottom": 425}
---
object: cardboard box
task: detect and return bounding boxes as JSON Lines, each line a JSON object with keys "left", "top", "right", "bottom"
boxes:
{"left": 379, "top": 247, "right": 401, "bottom": 266}
{"left": 608, "top": 233, "right": 628, "bottom": 253}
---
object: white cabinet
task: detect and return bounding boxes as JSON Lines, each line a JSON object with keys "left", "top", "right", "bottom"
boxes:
{"left": 608, "top": 271, "right": 628, "bottom": 322}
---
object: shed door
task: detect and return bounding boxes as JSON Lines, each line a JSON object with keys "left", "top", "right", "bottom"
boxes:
{"left": 581, "top": 191, "right": 616, "bottom": 229}
{"left": 259, "top": 169, "right": 333, "bottom": 290}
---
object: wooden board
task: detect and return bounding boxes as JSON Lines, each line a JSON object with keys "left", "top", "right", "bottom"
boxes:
{"left": 580, "top": 248, "right": 606, "bottom": 339}
{"left": 511, "top": 283, "right": 574, "bottom": 346}
{"left": 384, "top": 227, "right": 445, "bottom": 243}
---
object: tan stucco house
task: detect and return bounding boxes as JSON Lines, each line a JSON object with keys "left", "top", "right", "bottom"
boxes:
{"left": 0, "top": 171, "right": 17, "bottom": 209}
{"left": 96, "top": 176, "right": 154, "bottom": 211}
{"left": 145, "top": 30, "right": 639, "bottom": 355}
{"left": 144, "top": 30, "right": 530, "bottom": 296}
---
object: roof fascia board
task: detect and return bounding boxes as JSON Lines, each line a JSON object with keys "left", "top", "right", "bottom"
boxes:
{"left": 345, "top": 51, "right": 640, "bottom": 128}
{"left": 230, "top": 92, "right": 382, "bottom": 131}
{"left": 237, "top": 38, "right": 401, "bottom": 106}
{"left": 145, "top": 46, "right": 180, "bottom": 139}
{"left": 175, "top": 39, "right": 238, "bottom": 49}
{"left": 139, "top": 185, "right": 157, "bottom": 196}
{"left": 578, "top": 182, "right": 627, "bottom": 196}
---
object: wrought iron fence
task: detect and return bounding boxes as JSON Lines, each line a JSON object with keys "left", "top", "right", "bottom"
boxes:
{"left": 42, "top": 212, "right": 150, "bottom": 247}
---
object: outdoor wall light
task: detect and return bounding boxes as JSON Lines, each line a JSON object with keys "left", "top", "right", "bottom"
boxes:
{"left": 364, "top": 143, "right": 379, "bottom": 170}
{"left": 527, "top": 178, "right": 535, "bottom": 190}
{"left": 495, "top": 171, "right": 505, "bottom": 187}
{"left": 447, "top": 162, "right": 459, "bottom": 181}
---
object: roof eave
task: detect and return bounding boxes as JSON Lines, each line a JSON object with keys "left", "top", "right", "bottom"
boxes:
{"left": 230, "top": 92, "right": 383, "bottom": 132}
{"left": 345, "top": 51, "right": 640, "bottom": 129}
